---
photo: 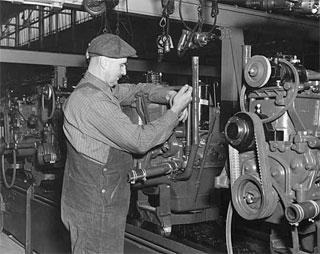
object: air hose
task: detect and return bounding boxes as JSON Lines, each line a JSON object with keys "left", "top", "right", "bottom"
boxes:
{"left": 1, "top": 150, "right": 17, "bottom": 188}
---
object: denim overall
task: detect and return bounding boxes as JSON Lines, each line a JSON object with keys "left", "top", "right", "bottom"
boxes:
{"left": 61, "top": 141, "right": 133, "bottom": 254}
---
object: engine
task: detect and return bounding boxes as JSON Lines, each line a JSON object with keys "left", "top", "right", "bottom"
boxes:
{"left": 222, "top": 54, "right": 320, "bottom": 253}
{"left": 124, "top": 59, "right": 227, "bottom": 236}
{"left": 0, "top": 83, "right": 67, "bottom": 188}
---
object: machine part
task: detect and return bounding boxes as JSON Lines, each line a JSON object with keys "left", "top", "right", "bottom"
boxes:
{"left": 192, "top": 56, "right": 200, "bottom": 145}
{"left": 194, "top": 110, "right": 218, "bottom": 202}
{"left": 145, "top": 71, "right": 162, "bottom": 84}
{"left": 0, "top": 193, "right": 3, "bottom": 233}
{"left": 174, "top": 56, "right": 201, "bottom": 181}
{"left": 285, "top": 200, "right": 320, "bottom": 224}
{"left": 1, "top": 151, "right": 17, "bottom": 188}
{"left": 128, "top": 162, "right": 177, "bottom": 184}
{"left": 224, "top": 112, "right": 255, "bottom": 151}
{"left": 219, "top": 0, "right": 320, "bottom": 15}
{"left": 37, "top": 143, "right": 57, "bottom": 165}
{"left": 226, "top": 53, "right": 320, "bottom": 253}
{"left": 293, "top": 0, "right": 320, "bottom": 14}
{"left": 244, "top": 55, "right": 272, "bottom": 88}
{"left": 199, "top": 82, "right": 210, "bottom": 131}
{"left": 228, "top": 145, "right": 240, "bottom": 184}
{"left": 240, "top": 57, "right": 300, "bottom": 123}
{"left": 83, "top": 0, "right": 119, "bottom": 16}
{"left": 177, "top": 0, "right": 218, "bottom": 56}
{"left": 228, "top": 112, "right": 278, "bottom": 220}
{"left": 41, "top": 84, "right": 56, "bottom": 120}
{"left": 232, "top": 175, "right": 269, "bottom": 220}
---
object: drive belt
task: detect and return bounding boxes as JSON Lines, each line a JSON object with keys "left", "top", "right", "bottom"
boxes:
{"left": 230, "top": 112, "right": 277, "bottom": 219}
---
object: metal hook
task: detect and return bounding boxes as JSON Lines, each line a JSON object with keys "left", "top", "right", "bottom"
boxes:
{"left": 159, "top": 16, "right": 167, "bottom": 28}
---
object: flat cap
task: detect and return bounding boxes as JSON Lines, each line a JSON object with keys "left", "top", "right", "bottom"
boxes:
{"left": 87, "top": 33, "right": 137, "bottom": 58}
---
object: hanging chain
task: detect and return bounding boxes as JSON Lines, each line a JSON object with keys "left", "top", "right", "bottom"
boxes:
{"left": 115, "top": 4, "right": 120, "bottom": 35}
{"left": 157, "top": 0, "right": 174, "bottom": 62}
{"left": 102, "top": 9, "right": 110, "bottom": 33}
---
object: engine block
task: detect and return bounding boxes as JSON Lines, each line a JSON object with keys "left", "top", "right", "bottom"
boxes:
{"left": 223, "top": 54, "right": 320, "bottom": 253}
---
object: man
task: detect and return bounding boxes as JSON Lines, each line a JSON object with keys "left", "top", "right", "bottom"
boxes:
{"left": 61, "top": 33, "right": 192, "bottom": 254}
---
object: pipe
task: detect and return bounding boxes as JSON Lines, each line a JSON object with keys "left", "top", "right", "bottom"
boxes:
{"left": 131, "top": 175, "right": 172, "bottom": 188}
{"left": 307, "top": 70, "right": 320, "bottom": 81}
{"left": 185, "top": 103, "right": 192, "bottom": 156}
{"left": 174, "top": 143, "right": 199, "bottom": 181}
{"left": 242, "top": 45, "right": 252, "bottom": 66}
{"left": 128, "top": 161, "right": 177, "bottom": 184}
{"left": 192, "top": 56, "right": 200, "bottom": 145}
{"left": 285, "top": 200, "right": 320, "bottom": 224}
{"left": 174, "top": 57, "right": 200, "bottom": 181}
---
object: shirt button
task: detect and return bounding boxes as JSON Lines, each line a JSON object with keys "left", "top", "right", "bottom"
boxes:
{"left": 101, "top": 189, "right": 106, "bottom": 193}
{"left": 103, "top": 168, "right": 107, "bottom": 172}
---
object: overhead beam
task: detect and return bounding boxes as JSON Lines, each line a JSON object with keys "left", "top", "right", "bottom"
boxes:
{"left": 115, "top": 0, "right": 318, "bottom": 41}
{"left": 0, "top": 48, "right": 219, "bottom": 77}
{"left": 2, "top": 0, "right": 318, "bottom": 41}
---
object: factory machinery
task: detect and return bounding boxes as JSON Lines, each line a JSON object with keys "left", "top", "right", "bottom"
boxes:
{"left": 219, "top": 53, "right": 320, "bottom": 253}
{"left": 1, "top": 50, "right": 320, "bottom": 253}
{"left": 0, "top": 81, "right": 72, "bottom": 253}
{"left": 0, "top": 55, "right": 227, "bottom": 253}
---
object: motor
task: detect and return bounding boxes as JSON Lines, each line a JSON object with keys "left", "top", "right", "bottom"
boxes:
{"left": 0, "top": 84, "right": 67, "bottom": 188}
{"left": 219, "top": 53, "right": 320, "bottom": 253}
{"left": 124, "top": 61, "right": 226, "bottom": 236}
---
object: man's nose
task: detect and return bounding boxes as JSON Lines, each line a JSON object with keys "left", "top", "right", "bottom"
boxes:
{"left": 121, "top": 67, "right": 126, "bottom": 76}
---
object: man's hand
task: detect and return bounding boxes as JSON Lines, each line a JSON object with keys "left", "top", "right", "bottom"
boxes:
{"left": 170, "top": 85, "right": 193, "bottom": 122}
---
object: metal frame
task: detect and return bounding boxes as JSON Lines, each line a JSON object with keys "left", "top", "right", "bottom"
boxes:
{"left": 220, "top": 27, "right": 244, "bottom": 127}
{"left": 0, "top": 48, "right": 219, "bottom": 77}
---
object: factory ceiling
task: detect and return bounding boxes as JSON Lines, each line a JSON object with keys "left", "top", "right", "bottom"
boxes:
{"left": 0, "top": 0, "right": 319, "bottom": 91}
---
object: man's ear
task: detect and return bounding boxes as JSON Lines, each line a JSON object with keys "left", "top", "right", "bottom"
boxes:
{"left": 99, "top": 56, "right": 109, "bottom": 69}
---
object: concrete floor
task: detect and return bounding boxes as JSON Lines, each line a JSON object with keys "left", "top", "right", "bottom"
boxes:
{"left": 0, "top": 232, "right": 26, "bottom": 254}
{"left": 0, "top": 232, "right": 156, "bottom": 254}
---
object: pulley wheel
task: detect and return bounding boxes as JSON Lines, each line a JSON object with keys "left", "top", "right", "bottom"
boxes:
{"left": 232, "top": 175, "right": 269, "bottom": 220}
{"left": 244, "top": 55, "right": 271, "bottom": 88}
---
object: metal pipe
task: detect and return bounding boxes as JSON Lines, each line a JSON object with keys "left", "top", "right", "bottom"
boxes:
{"left": 128, "top": 162, "right": 177, "bottom": 184}
{"left": 285, "top": 200, "right": 320, "bottom": 224}
{"left": 185, "top": 103, "right": 192, "bottom": 156}
{"left": 307, "top": 70, "right": 320, "bottom": 81}
{"left": 15, "top": 13, "right": 19, "bottom": 47}
{"left": 39, "top": 6, "right": 44, "bottom": 49}
{"left": 131, "top": 175, "right": 171, "bottom": 188}
{"left": 174, "top": 143, "right": 199, "bottom": 181}
{"left": 242, "top": 45, "right": 251, "bottom": 66}
{"left": 174, "top": 56, "right": 200, "bottom": 181}
{"left": 192, "top": 56, "right": 200, "bottom": 145}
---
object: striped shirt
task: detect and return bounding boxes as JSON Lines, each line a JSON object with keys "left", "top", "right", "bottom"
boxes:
{"left": 63, "top": 71, "right": 179, "bottom": 164}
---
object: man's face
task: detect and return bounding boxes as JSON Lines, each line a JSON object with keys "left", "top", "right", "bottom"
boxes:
{"left": 104, "top": 57, "right": 128, "bottom": 88}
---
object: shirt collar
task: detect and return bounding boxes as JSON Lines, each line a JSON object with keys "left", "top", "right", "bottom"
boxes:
{"left": 83, "top": 71, "right": 112, "bottom": 94}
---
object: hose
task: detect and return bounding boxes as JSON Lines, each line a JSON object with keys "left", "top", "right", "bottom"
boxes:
{"left": 174, "top": 143, "right": 199, "bottom": 181}
{"left": 1, "top": 150, "right": 17, "bottom": 188}
{"left": 0, "top": 193, "right": 3, "bottom": 233}
{"left": 226, "top": 201, "right": 234, "bottom": 254}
